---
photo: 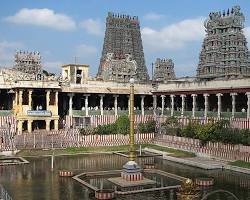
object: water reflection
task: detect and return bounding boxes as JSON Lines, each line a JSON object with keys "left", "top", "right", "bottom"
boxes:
{"left": 0, "top": 154, "right": 249, "bottom": 200}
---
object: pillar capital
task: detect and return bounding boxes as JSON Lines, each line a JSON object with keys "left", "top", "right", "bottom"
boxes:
{"left": 170, "top": 94, "right": 175, "bottom": 98}
{"left": 160, "top": 95, "right": 166, "bottom": 98}
{"left": 180, "top": 94, "right": 186, "bottom": 98}
{"left": 203, "top": 93, "right": 210, "bottom": 97}
{"left": 191, "top": 94, "right": 197, "bottom": 97}
{"left": 216, "top": 93, "right": 223, "bottom": 97}
{"left": 99, "top": 94, "right": 105, "bottom": 97}
{"left": 113, "top": 95, "right": 119, "bottom": 98}
{"left": 68, "top": 93, "right": 74, "bottom": 97}
{"left": 230, "top": 93, "right": 238, "bottom": 96}
{"left": 84, "top": 94, "right": 90, "bottom": 97}
{"left": 246, "top": 92, "right": 250, "bottom": 97}
{"left": 140, "top": 95, "right": 145, "bottom": 98}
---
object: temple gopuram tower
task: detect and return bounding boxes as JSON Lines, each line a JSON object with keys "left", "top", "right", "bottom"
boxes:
{"left": 197, "top": 5, "right": 250, "bottom": 80}
{"left": 98, "top": 12, "right": 149, "bottom": 82}
{"left": 153, "top": 58, "right": 176, "bottom": 82}
{"left": 14, "top": 51, "right": 42, "bottom": 75}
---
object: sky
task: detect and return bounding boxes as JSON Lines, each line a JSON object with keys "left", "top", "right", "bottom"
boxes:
{"left": 0, "top": 0, "right": 250, "bottom": 78}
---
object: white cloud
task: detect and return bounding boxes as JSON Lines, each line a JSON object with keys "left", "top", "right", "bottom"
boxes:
{"left": 143, "top": 13, "right": 164, "bottom": 21}
{"left": 244, "top": 27, "right": 250, "bottom": 46}
{"left": 0, "top": 41, "right": 23, "bottom": 67}
{"left": 79, "top": 18, "right": 103, "bottom": 36}
{"left": 142, "top": 17, "right": 205, "bottom": 51}
{"left": 75, "top": 44, "right": 97, "bottom": 57}
{"left": 5, "top": 8, "right": 76, "bottom": 31}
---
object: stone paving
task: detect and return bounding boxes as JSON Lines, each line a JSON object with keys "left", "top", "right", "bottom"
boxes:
{"left": 145, "top": 148, "right": 250, "bottom": 174}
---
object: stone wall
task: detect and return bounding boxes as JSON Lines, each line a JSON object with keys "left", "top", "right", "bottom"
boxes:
{"left": 155, "top": 135, "right": 250, "bottom": 162}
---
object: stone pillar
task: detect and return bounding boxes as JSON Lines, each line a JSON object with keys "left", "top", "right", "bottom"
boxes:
{"left": 180, "top": 94, "right": 186, "bottom": 117}
{"left": 246, "top": 92, "right": 250, "bottom": 119}
{"left": 141, "top": 95, "right": 145, "bottom": 116}
{"left": 46, "top": 90, "right": 51, "bottom": 110}
{"left": 203, "top": 93, "right": 209, "bottom": 118}
{"left": 28, "top": 89, "right": 33, "bottom": 110}
{"left": 55, "top": 91, "right": 58, "bottom": 115}
{"left": 161, "top": 95, "right": 165, "bottom": 116}
{"left": 170, "top": 95, "right": 175, "bottom": 116}
{"left": 191, "top": 94, "right": 197, "bottom": 117}
{"left": 216, "top": 93, "right": 223, "bottom": 118}
{"left": 15, "top": 91, "right": 18, "bottom": 106}
{"left": 68, "top": 93, "right": 74, "bottom": 116}
{"left": 153, "top": 95, "right": 157, "bottom": 116}
{"left": 28, "top": 120, "right": 33, "bottom": 133}
{"left": 18, "top": 90, "right": 23, "bottom": 115}
{"left": 84, "top": 94, "right": 90, "bottom": 116}
{"left": 230, "top": 93, "right": 237, "bottom": 118}
{"left": 19, "top": 90, "right": 23, "bottom": 106}
{"left": 17, "top": 120, "right": 23, "bottom": 134}
{"left": 99, "top": 95, "right": 104, "bottom": 116}
{"left": 114, "top": 95, "right": 119, "bottom": 116}
{"left": 54, "top": 119, "right": 58, "bottom": 131}
{"left": 46, "top": 119, "right": 51, "bottom": 131}
{"left": 11, "top": 92, "right": 15, "bottom": 109}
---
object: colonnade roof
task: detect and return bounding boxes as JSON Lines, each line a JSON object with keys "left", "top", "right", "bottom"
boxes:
{"left": 153, "top": 78, "right": 250, "bottom": 95}
{"left": 2, "top": 70, "right": 250, "bottom": 95}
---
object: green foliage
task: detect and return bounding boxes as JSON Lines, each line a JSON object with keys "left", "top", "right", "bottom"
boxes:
{"left": 181, "top": 122, "right": 198, "bottom": 138}
{"left": 161, "top": 116, "right": 182, "bottom": 136}
{"left": 79, "top": 128, "right": 86, "bottom": 135}
{"left": 173, "top": 119, "right": 250, "bottom": 146}
{"left": 116, "top": 115, "right": 130, "bottom": 135}
{"left": 162, "top": 116, "right": 180, "bottom": 128}
{"left": 94, "top": 123, "right": 117, "bottom": 135}
{"left": 94, "top": 115, "right": 129, "bottom": 135}
{"left": 138, "top": 120, "right": 156, "bottom": 133}
{"left": 230, "top": 160, "right": 250, "bottom": 169}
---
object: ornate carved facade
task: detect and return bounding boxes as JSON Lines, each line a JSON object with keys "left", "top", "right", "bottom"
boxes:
{"left": 98, "top": 12, "right": 149, "bottom": 83}
{"left": 197, "top": 5, "right": 250, "bottom": 80}
{"left": 101, "top": 53, "right": 137, "bottom": 82}
{"left": 14, "top": 51, "right": 42, "bottom": 75}
{"left": 153, "top": 58, "right": 176, "bottom": 82}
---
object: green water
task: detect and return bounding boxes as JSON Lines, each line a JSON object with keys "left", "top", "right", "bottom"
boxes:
{"left": 0, "top": 154, "right": 250, "bottom": 199}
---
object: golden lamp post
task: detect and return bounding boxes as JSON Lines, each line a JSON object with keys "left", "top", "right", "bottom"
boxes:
{"left": 120, "top": 78, "right": 143, "bottom": 182}
{"left": 129, "top": 78, "right": 136, "bottom": 161}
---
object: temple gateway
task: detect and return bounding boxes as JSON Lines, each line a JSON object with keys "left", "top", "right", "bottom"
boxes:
{"left": 1, "top": 6, "right": 250, "bottom": 134}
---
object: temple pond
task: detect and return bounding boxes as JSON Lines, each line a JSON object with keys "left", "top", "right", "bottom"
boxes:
{"left": 0, "top": 154, "right": 250, "bottom": 200}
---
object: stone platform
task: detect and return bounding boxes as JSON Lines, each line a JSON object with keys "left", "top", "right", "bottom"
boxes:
{"left": 108, "top": 177, "right": 156, "bottom": 187}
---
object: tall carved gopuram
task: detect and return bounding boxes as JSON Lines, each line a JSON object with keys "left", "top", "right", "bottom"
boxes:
{"left": 14, "top": 50, "right": 42, "bottom": 75}
{"left": 197, "top": 5, "right": 250, "bottom": 80}
{"left": 153, "top": 58, "right": 176, "bottom": 82}
{"left": 98, "top": 12, "right": 149, "bottom": 83}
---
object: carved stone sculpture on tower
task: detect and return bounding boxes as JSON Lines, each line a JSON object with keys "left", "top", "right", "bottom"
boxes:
{"left": 153, "top": 58, "right": 176, "bottom": 82}
{"left": 196, "top": 5, "right": 250, "bottom": 80}
{"left": 14, "top": 51, "right": 42, "bottom": 75}
{"left": 102, "top": 53, "right": 137, "bottom": 82}
{"left": 98, "top": 12, "right": 149, "bottom": 83}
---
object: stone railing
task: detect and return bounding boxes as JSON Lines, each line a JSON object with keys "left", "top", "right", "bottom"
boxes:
{"left": 14, "top": 131, "right": 155, "bottom": 149}
{"left": 65, "top": 115, "right": 250, "bottom": 130}
{"left": 155, "top": 135, "right": 250, "bottom": 163}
